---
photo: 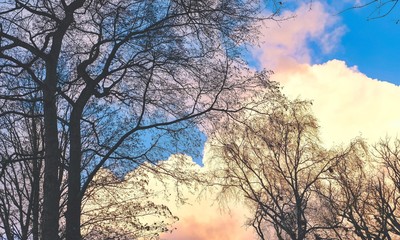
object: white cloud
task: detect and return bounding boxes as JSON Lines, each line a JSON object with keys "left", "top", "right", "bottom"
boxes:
{"left": 272, "top": 60, "right": 400, "bottom": 146}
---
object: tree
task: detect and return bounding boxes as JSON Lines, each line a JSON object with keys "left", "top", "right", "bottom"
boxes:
{"left": 320, "top": 138, "right": 400, "bottom": 240}
{"left": 211, "top": 97, "right": 361, "bottom": 240}
{"left": 0, "top": 98, "right": 44, "bottom": 240}
{"left": 81, "top": 168, "right": 178, "bottom": 240}
{"left": 371, "top": 138, "right": 400, "bottom": 236}
{"left": 319, "top": 142, "right": 377, "bottom": 240}
{"left": 0, "top": 0, "right": 282, "bottom": 239}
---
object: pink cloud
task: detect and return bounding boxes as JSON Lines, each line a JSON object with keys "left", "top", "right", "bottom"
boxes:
{"left": 255, "top": 2, "right": 346, "bottom": 71}
{"left": 161, "top": 209, "right": 255, "bottom": 240}
{"left": 144, "top": 155, "right": 256, "bottom": 240}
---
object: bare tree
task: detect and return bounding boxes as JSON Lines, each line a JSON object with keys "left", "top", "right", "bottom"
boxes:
{"left": 320, "top": 137, "right": 400, "bottom": 240}
{"left": 211, "top": 98, "right": 360, "bottom": 240}
{"left": 0, "top": 0, "right": 282, "bottom": 239}
{"left": 374, "top": 138, "right": 400, "bottom": 236}
{"left": 0, "top": 99, "right": 44, "bottom": 240}
{"left": 80, "top": 168, "right": 178, "bottom": 240}
{"left": 320, "top": 142, "right": 376, "bottom": 240}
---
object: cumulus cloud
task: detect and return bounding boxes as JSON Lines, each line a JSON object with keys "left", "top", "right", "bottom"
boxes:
{"left": 162, "top": 207, "right": 254, "bottom": 240}
{"left": 272, "top": 60, "right": 400, "bottom": 146}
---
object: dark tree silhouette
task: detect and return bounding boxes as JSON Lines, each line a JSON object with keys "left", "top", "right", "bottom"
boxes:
{"left": 0, "top": 0, "right": 282, "bottom": 239}
{"left": 0, "top": 98, "right": 44, "bottom": 240}
{"left": 374, "top": 139, "right": 400, "bottom": 236}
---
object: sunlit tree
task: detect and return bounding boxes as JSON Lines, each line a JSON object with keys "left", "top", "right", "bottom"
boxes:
{"left": 211, "top": 97, "right": 361, "bottom": 240}
{"left": 81, "top": 168, "right": 178, "bottom": 240}
{"left": 320, "top": 138, "right": 400, "bottom": 239}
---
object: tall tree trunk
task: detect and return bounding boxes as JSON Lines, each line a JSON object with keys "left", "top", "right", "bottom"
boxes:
{"left": 42, "top": 66, "right": 61, "bottom": 240}
{"left": 46, "top": 5, "right": 86, "bottom": 238}
{"left": 31, "top": 113, "right": 41, "bottom": 240}
{"left": 66, "top": 102, "right": 87, "bottom": 240}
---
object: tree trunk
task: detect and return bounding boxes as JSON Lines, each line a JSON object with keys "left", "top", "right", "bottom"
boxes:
{"left": 44, "top": 6, "right": 86, "bottom": 238}
{"left": 31, "top": 114, "right": 41, "bottom": 240}
{"left": 42, "top": 67, "right": 61, "bottom": 240}
{"left": 66, "top": 101, "right": 87, "bottom": 240}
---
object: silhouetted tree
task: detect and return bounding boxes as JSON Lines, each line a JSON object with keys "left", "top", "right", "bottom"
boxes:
{"left": 320, "top": 142, "right": 376, "bottom": 240}
{"left": 81, "top": 168, "right": 178, "bottom": 240}
{"left": 374, "top": 138, "right": 400, "bottom": 236}
{"left": 0, "top": 99, "right": 44, "bottom": 240}
{"left": 0, "top": 0, "right": 282, "bottom": 239}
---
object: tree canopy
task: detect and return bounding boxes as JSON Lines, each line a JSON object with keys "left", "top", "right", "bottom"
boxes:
{"left": 0, "top": 0, "right": 282, "bottom": 239}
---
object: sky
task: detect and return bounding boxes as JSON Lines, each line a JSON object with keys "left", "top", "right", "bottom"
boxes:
{"left": 317, "top": 1, "right": 400, "bottom": 85}
{"left": 249, "top": 0, "right": 400, "bottom": 146}
{"left": 129, "top": 0, "right": 400, "bottom": 167}
{"left": 102, "top": 1, "right": 400, "bottom": 239}
{"left": 183, "top": 0, "right": 400, "bottom": 166}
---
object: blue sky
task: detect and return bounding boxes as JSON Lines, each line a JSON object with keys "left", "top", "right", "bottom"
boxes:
{"left": 312, "top": 1, "right": 400, "bottom": 85}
